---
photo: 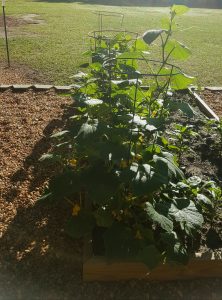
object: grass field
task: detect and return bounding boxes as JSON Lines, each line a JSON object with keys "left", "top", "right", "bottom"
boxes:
{"left": 0, "top": 0, "right": 222, "bottom": 85}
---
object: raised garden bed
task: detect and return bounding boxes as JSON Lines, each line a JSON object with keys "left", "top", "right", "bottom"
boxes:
{"left": 1, "top": 86, "right": 221, "bottom": 282}
{"left": 2, "top": 5, "right": 221, "bottom": 288}
{"left": 0, "top": 88, "right": 222, "bottom": 298}
{"left": 35, "top": 6, "right": 222, "bottom": 283}
{"left": 1, "top": 85, "right": 221, "bottom": 284}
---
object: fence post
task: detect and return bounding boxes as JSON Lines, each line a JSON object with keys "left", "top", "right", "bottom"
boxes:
{"left": 2, "top": 0, "right": 10, "bottom": 67}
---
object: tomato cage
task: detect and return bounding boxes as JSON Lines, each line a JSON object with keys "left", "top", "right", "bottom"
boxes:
{"left": 88, "top": 29, "right": 139, "bottom": 55}
{"left": 101, "top": 56, "right": 190, "bottom": 120}
{"left": 88, "top": 11, "right": 139, "bottom": 63}
{"left": 92, "top": 11, "right": 125, "bottom": 32}
{"left": 103, "top": 56, "right": 183, "bottom": 92}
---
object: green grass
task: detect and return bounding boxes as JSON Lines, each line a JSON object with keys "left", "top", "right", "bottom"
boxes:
{"left": 0, "top": 0, "right": 222, "bottom": 85}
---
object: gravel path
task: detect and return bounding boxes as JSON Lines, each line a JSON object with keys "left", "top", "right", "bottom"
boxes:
{"left": 0, "top": 67, "right": 222, "bottom": 300}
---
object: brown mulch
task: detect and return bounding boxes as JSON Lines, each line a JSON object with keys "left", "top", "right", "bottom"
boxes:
{"left": 0, "top": 89, "right": 83, "bottom": 299}
{"left": 0, "top": 69, "right": 222, "bottom": 299}
{"left": 200, "top": 90, "right": 222, "bottom": 118}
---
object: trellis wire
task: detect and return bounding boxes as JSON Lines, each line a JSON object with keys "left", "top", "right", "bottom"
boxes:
{"left": 88, "top": 29, "right": 139, "bottom": 60}
{"left": 103, "top": 57, "right": 184, "bottom": 161}
{"left": 92, "top": 11, "right": 124, "bottom": 32}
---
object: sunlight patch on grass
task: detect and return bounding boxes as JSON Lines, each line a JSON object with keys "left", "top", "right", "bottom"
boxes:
{"left": 0, "top": 0, "right": 221, "bottom": 85}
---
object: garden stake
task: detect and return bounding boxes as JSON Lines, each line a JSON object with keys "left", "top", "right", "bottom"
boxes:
{"left": 128, "top": 76, "right": 139, "bottom": 163}
{"left": 2, "top": 0, "right": 10, "bottom": 67}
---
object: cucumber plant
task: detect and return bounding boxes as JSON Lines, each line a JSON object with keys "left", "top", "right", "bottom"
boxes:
{"left": 39, "top": 5, "right": 220, "bottom": 269}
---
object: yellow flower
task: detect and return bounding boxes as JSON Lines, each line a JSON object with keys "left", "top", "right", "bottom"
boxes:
{"left": 112, "top": 210, "right": 117, "bottom": 217}
{"left": 152, "top": 111, "right": 157, "bottom": 117}
{"left": 69, "top": 159, "right": 77, "bottom": 167}
{"left": 138, "top": 135, "right": 144, "bottom": 143}
{"left": 135, "top": 230, "right": 143, "bottom": 240}
{"left": 72, "top": 204, "right": 81, "bottom": 216}
{"left": 134, "top": 154, "right": 142, "bottom": 162}
{"left": 120, "top": 160, "right": 128, "bottom": 169}
{"left": 123, "top": 209, "right": 131, "bottom": 217}
{"left": 116, "top": 215, "right": 122, "bottom": 221}
{"left": 111, "top": 210, "right": 122, "bottom": 221}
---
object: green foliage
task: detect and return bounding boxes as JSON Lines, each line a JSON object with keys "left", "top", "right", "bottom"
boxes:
{"left": 66, "top": 211, "right": 95, "bottom": 239}
{"left": 39, "top": 5, "right": 221, "bottom": 269}
{"left": 171, "top": 5, "right": 190, "bottom": 16}
{"left": 203, "top": 118, "right": 222, "bottom": 153}
{"left": 145, "top": 202, "right": 173, "bottom": 232}
{"left": 143, "top": 30, "right": 166, "bottom": 45}
{"left": 165, "top": 123, "right": 198, "bottom": 157}
{"left": 137, "top": 245, "right": 161, "bottom": 269}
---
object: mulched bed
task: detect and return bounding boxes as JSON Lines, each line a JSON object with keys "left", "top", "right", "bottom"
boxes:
{"left": 0, "top": 68, "right": 222, "bottom": 299}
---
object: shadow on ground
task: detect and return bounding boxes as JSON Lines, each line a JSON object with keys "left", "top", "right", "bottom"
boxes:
{"left": 1, "top": 91, "right": 222, "bottom": 299}
{"left": 0, "top": 97, "right": 83, "bottom": 299}
{"left": 0, "top": 199, "right": 83, "bottom": 300}
{"left": 33, "top": 0, "right": 222, "bottom": 9}
{"left": 1, "top": 202, "right": 222, "bottom": 300}
{"left": 33, "top": 0, "right": 170, "bottom": 5}
{"left": 4, "top": 101, "right": 75, "bottom": 202}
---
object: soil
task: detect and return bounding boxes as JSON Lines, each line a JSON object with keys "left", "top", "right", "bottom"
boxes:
{"left": 169, "top": 94, "right": 222, "bottom": 252}
{"left": 0, "top": 14, "right": 44, "bottom": 27}
{"left": 0, "top": 68, "right": 222, "bottom": 299}
{"left": 0, "top": 62, "right": 50, "bottom": 85}
{"left": 168, "top": 92, "right": 222, "bottom": 183}
{"left": 0, "top": 14, "right": 44, "bottom": 38}
{"left": 199, "top": 89, "right": 222, "bottom": 118}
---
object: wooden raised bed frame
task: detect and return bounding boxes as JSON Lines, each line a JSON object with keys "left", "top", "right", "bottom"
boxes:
{"left": 83, "top": 89, "right": 221, "bottom": 282}
{"left": 83, "top": 229, "right": 222, "bottom": 282}
{"left": 83, "top": 252, "right": 222, "bottom": 282}
{"left": 189, "top": 88, "right": 220, "bottom": 121}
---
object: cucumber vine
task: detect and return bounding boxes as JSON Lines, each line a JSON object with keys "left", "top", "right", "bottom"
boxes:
{"left": 39, "top": 5, "right": 221, "bottom": 269}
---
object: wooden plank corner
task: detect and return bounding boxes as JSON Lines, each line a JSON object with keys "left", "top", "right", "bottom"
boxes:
{"left": 205, "top": 87, "right": 222, "bottom": 92}
{"left": 189, "top": 88, "right": 220, "bottom": 121}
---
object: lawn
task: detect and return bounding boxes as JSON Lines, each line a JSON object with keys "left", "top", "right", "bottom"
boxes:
{"left": 0, "top": 0, "right": 222, "bottom": 85}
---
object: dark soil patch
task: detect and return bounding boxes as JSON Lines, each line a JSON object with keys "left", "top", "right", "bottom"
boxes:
{"left": 166, "top": 92, "right": 222, "bottom": 251}
{"left": 0, "top": 16, "right": 27, "bottom": 27}
{"left": 174, "top": 115, "right": 222, "bottom": 251}
{"left": 0, "top": 14, "right": 44, "bottom": 28}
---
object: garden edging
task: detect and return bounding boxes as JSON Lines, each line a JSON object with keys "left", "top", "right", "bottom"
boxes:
{"left": 83, "top": 250, "right": 222, "bottom": 281}
{"left": 0, "top": 84, "right": 73, "bottom": 92}
{"left": 0, "top": 84, "right": 221, "bottom": 121}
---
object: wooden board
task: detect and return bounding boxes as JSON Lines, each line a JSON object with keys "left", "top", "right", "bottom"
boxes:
{"left": 83, "top": 252, "right": 222, "bottom": 281}
{"left": 189, "top": 88, "right": 219, "bottom": 121}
